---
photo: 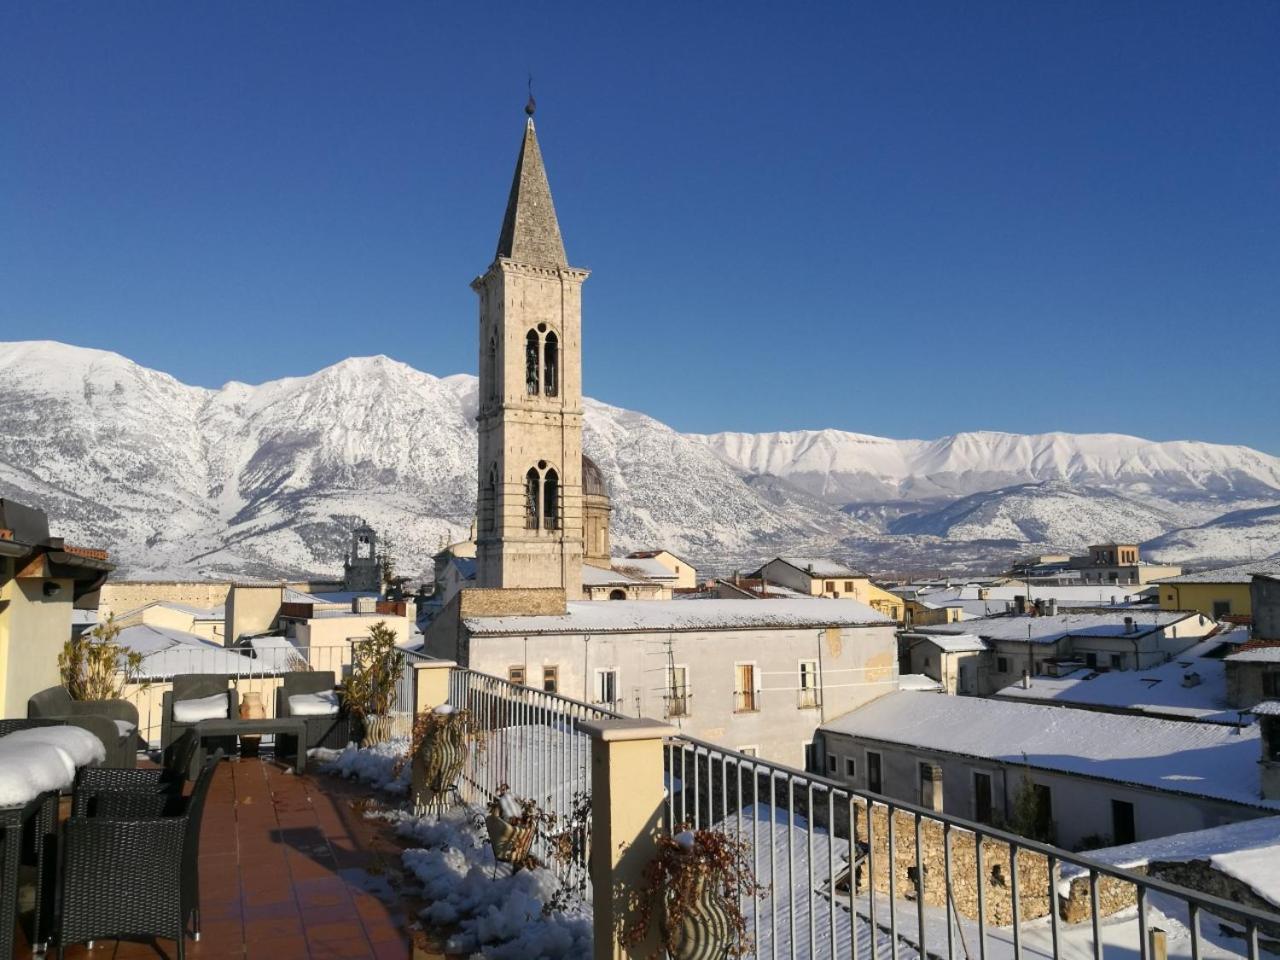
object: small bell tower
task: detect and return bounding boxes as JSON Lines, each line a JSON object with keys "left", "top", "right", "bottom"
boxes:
{"left": 343, "top": 521, "right": 381, "bottom": 593}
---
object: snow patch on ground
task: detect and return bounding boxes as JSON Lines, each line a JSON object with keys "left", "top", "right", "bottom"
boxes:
{"left": 314, "top": 739, "right": 411, "bottom": 795}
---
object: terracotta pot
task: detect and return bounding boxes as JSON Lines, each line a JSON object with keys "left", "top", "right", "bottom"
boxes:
{"left": 361, "top": 714, "right": 395, "bottom": 747}
{"left": 662, "top": 868, "right": 734, "bottom": 960}
{"left": 485, "top": 813, "right": 535, "bottom": 869}
{"left": 239, "top": 690, "right": 266, "bottom": 757}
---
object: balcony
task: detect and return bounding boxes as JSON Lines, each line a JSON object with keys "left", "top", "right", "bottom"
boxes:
{"left": 733, "top": 689, "right": 759, "bottom": 713}
{"left": 664, "top": 688, "right": 691, "bottom": 718}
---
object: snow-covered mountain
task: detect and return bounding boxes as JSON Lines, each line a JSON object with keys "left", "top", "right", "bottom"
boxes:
{"left": 2, "top": 340, "right": 1277, "bottom": 578}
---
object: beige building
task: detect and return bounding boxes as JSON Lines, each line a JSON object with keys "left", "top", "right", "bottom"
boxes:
{"left": 426, "top": 595, "right": 899, "bottom": 767}
{"left": 1157, "top": 558, "right": 1280, "bottom": 621}
{"left": 113, "top": 600, "right": 225, "bottom": 643}
{"left": 900, "top": 633, "right": 987, "bottom": 695}
{"left": 1074, "top": 543, "right": 1182, "bottom": 586}
{"left": 621, "top": 550, "right": 697, "bottom": 590}
{"left": 0, "top": 499, "right": 114, "bottom": 718}
{"left": 750, "top": 557, "right": 906, "bottom": 621}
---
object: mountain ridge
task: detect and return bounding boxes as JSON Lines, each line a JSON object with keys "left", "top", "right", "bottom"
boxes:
{"left": 2, "top": 340, "right": 1277, "bottom": 578}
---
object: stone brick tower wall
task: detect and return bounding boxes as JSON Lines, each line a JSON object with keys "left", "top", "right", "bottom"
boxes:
{"left": 472, "top": 117, "right": 589, "bottom": 598}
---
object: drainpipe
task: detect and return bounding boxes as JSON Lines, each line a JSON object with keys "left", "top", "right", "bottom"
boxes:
{"left": 816, "top": 628, "right": 827, "bottom": 723}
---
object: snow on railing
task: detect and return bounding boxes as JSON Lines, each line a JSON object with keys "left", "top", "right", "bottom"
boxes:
{"left": 662, "top": 734, "right": 1280, "bottom": 960}
{"left": 447, "top": 667, "right": 627, "bottom": 901}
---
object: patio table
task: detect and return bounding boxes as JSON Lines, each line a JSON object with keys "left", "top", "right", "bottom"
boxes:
{"left": 185, "top": 717, "right": 310, "bottom": 777}
{"left": 0, "top": 725, "right": 104, "bottom": 955}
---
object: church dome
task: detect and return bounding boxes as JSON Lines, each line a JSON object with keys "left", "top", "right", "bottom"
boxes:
{"left": 582, "top": 454, "right": 608, "bottom": 498}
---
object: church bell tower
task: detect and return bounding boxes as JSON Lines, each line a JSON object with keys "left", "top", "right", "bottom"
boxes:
{"left": 473, "top": 111, "right": 588, "bottom": 597}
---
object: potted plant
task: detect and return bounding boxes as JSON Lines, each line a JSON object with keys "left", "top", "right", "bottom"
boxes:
{"left": 58, "top": 615, "right": 147, "bottom": 701}
{"left": 343, "top": 621, "right": 406, "bottom": 746}
{"left": 627, "top": 827, "right": 762, "bottom": 960}
{"left": 405, "top": 703, "right": 482, "bottom": 813}
{"left": 484, "top": 785, "right": 555, "bottom": 871}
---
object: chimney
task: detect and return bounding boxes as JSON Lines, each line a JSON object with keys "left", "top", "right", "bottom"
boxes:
{"left": 1124, "top": 616, "right": 1135, "bottom": 634}
{"left": 977, "top": 587, "right": 989, "bottom": 601}
{"left": 1046, "top": 598, "right": 1057, "bottom": 617}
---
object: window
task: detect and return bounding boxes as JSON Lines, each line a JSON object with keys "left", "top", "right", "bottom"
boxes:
{"left": 1111, "top": 799, "right": 1136, "bottom": 845}
{"left": 866, "top": 751, "right": 882, "bottom": 793}
{"left": 542, "top": 666, "right": 558, "bottom": 693}
{"left": 973, "top": 772, "right": 993, "bottom": 825}
{"left": 484, "top": 465, "right": 497, "bottom": 533}
{"left": 508, "top": 665, "right": 526, "bottom": 685}
{"left": 1263, "top": 671, "right": 1280, "bottom": 698}
{"left": 734, "top": 663, "right": 758, "bottom": 712}
{"left": 1213, "top": 600, "right": 1231, "bottom": 619}
{"left": 824, "top": 580, "right": 835, "bottom": 593}
{"left": 1110, "top": 654, "right": 1124, "bottom": 670}
{"left": 667, "top": 665, "right": 689, "bottom": 717}
{"left": 608, "top": 589, "right": 626, "bottom": 600}
{"left": 595, "top": 669, "right": 618, "bottom": 707}
{"left": 525, "top": 330, "right": 540, "bottom": 395}
{"left": 798, "top": 659, "right": 820, "bottom": 708}
{"left": 542, "top": 468, "right": 559, "bottom": 530}
{"left": 844, "top": 580, "right": 854, "bottom": 593}
{"left": 996, "top": 656, "right": 1009, "bottom": 673}
{"left": 543, "top": 330, "right": 559, "bottom": 397}
{"left": 525, "top": 468, "right": 539, "bottom": 529}
{"left": 486, "top": 336, "right": 497, "bottom": 401}
{"left": 845, "top": 757, "right": 856, "bottom": 778}
{"left": 827, "top": 754, "right": 838, "bottom": 775}
{"left": 919, "top": 762, "right": 935, "bottom": 807}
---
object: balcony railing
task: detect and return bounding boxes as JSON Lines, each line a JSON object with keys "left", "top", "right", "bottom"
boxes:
{"left": 665, "top": 687, "right": 691, "bottom": 718}
{"left": 797, "top": 686, "right": 822, "bottom": 709}
{"left": 733, "top": 689, "right": 760, "bottom": 713}
{"left": 662, "top": 734, "right": 1280, "bottom": 960}
{"left": 446, "top": 667, "right": 627, "bottom": 899}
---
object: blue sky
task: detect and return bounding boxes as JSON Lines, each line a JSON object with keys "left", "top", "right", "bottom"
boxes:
{"left": 3, "top": 2, "right": 1277, "bottom": 452}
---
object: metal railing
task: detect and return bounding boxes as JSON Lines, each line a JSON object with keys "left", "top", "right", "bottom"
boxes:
{"left": 663, "top": 734, "right": 1280, "bottom": 960}
{"left": 447, "top": 667, "right": 626, "bottom": 900}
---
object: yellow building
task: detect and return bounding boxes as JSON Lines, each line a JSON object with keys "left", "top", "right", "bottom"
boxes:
{"left": 0, "top": 500, "right": 113, "bottom": 718}
{"left": 1157, "top": 559, "right": 1280, "bottom": 620}
{"left": 751, "top": 557, "right": 906, "bottom": 622}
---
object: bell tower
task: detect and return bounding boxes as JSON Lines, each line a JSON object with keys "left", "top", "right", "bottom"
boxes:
{"left": 472, "top": 111, "right": 588, "bottom": 597}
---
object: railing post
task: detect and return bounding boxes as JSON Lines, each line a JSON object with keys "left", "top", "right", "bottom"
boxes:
{"left": 411, "top": 659, "right": 456, "bottom": 716}
{"left": 580, "top": 717, "right": 675, "bottom": 960}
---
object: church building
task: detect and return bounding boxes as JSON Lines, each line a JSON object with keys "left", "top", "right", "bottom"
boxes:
{"left": 424, "top": 109, "right": 899, "bottom": 766}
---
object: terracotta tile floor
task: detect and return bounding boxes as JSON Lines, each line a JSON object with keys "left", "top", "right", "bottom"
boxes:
{"left": 22, "top": 757, "right": 422, "bottom": 960}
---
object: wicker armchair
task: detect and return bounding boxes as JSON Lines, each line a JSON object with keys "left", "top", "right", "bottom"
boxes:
{"left": 27, "top": 686, "right": 139, "bottom": 769}
{"left": 275, "top": 670, "right": 355, "bottom": 754}
{"left": 161, "top": 675, "right": 237, "bottom": 779}
{"left": 57, "top": 750, "right": 223, "bottom": 960}
{"left": 71, "top": 736, "right": 198, "bottom": 819}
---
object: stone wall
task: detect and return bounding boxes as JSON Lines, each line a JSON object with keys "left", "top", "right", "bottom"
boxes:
{"left": 457, "top": 587, "right": 567, "bottom": 618}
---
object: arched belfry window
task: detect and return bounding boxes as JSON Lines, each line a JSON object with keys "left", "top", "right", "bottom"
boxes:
{"left": 525, "top": 331, "right": 539, "bottom": 396}
{"left": 543, "top": 331, "right": 558, "bottom": 397}
{"left": 484, "top": 465, "right": 498, "bottom": 532}
{"left": 543, "top": 468, "right": 560, "bottom": 530}
{"left": 487, "top": 337, "right": 497, "bottom": 402}
{"left": 525, "top": 468, "right": 540, "bottom": 529}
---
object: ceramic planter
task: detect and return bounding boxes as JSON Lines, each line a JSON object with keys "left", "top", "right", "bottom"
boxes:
{"left": 485, "top": 813, "right": 536, "bottom": 869}
{"left": 412, "top": 720, "right": 469, "bottom": 812}
{"left": 662, "top": 868, "right": 734, "bottom": 960}
{"left": 361, "top": 713, "right": 395, "bottom": 747}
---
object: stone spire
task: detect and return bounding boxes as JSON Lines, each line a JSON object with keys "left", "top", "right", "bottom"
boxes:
{"left": 495, "top": 118, "right": 568, "bottom": 268}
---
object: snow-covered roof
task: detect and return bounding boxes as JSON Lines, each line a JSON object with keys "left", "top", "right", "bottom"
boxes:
{"left": 610, "top": 556, "right": 672, "bottom": 580}
{"left": 994, "top": 651, "right": 1237, "bottom": 724}
{"left": 907, "top": 632, "right": 986, "bottom": 653}
{"left": 116, "top": 623, "right": 253, "bottom": 679}
{"left": 463, "top": 598, "right": 892, "bottom": 636}
{"left": 157, "top": 600, "right": 224, "bottom": 619}
{"left": 822, "top": 691, "right": 1275, "bottom": 809}
{"left": 582, "top": 563, "right": 648, "bottom": 587}
{"left": 919, "top": 610, "right": 1199, "bottom": 646}
{"left": 1062, "top": 816, "right": 1280, "bottom": 908}
{"left": 1159, "top": 558, "right": 1280, "bottom": 585}
{"left": 772, "top": 557, "right": 864, "bottom": 579}
{"left": 1226, "top": 643, "right": 1280, "bottom": 664}
{"left": 1250, "top": 700, "right": 1280, "bottom": 717}
{"left": 898, "top": 673, "right": 944, "bottom": 692}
